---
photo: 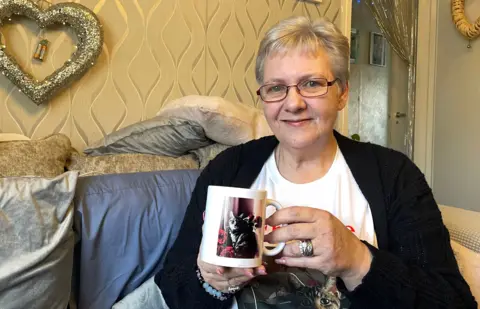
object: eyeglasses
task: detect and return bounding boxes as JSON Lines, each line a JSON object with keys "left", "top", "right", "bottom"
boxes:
{"left": 256, "top": 78, "right": 339, "bottom": 103}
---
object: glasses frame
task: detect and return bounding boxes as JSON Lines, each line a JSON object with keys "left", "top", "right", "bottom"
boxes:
{"left": 256, "top": 78, "right": 339, "bottom": 103}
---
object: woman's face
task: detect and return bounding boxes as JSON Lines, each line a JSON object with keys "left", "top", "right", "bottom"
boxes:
{"left": 261, "top": 49, "right": 348, "bottom": 150}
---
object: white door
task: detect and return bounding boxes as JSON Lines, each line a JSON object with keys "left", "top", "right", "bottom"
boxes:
{"left": 387, "top": 52, "right": 409, "bottom": 154}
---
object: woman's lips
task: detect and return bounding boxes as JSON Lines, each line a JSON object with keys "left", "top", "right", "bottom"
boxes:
{"left": 282, "top": 119, "right": 311, "bottom": 127}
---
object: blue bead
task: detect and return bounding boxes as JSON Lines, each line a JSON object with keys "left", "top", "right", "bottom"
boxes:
{"left": 203, "top": 282, "right": 208, "bottom": 288}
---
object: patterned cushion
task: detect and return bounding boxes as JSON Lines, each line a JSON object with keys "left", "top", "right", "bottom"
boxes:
{"left": 66, "top": 152, "right": 199, "bottom": 176}
{"left": 440, "top": 205, "right": 480, "bottom": 253}
{"left": 0, "top": 134, "right": 71, "bottom": 178}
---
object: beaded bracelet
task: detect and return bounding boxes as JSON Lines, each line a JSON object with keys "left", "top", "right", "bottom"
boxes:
{"left": 195, "top": 267, "right": 230, "bottom": 301}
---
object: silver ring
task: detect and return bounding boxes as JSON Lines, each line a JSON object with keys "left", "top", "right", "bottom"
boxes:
{"left": 227, "top": 285, "right": 241, "bottom": 293}
{"left": 299, "top": 239, "right": 314, "bottom": 257}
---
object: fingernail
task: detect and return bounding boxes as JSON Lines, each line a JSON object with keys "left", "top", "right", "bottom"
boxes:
{"left": 216, "top": 268, "right": 223, "bottom": 275}
{"left": 245, "top": 270, "right": 254, "bottom": 277}
{"left": 275, "top": 259, "right": 285, "bottom": 264}
{"left": 258, "top": 269, "right": 267, "bottom": 275}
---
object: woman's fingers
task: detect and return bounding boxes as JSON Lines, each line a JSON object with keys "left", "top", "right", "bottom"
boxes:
{"left": 266, "top": 206, "right": 324, "bottom": 226}
{"left": 274, "top": 256, "right": 320, "bottom": 269}
{"left": 264, "top": 223, "right": 317, "bottom": 244}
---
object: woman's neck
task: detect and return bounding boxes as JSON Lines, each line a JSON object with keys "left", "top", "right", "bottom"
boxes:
{"left": 275, "top": 133, "right": 338, "bottom": 184}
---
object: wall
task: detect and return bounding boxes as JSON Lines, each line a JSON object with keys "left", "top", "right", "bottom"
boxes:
{"left": 348, "top": 0, "right": 390, "bottom": 146}
{"left": 432, "top": 0, "right": 480, "bottom": 211}
{"left": 0, "top": 0, "right": 344, "bottom": 151}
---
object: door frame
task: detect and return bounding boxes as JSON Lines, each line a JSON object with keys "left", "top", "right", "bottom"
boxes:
{"left": 413, "top": 0, "right": 438, "bottom": 186}
{"left": 336, "top": 0, "right": 352, "bottom": 136}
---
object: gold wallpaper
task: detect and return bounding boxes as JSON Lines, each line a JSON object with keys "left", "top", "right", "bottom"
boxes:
{"left": 0, "top": 0, "right": 343, "bottom": 151}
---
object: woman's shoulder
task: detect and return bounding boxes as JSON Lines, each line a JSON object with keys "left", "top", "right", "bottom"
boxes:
{"left": 201, "top": 136, "right": 278, "bottom": 177}
{"left": 336, "top": 132, "right": 423, "bottom": 183}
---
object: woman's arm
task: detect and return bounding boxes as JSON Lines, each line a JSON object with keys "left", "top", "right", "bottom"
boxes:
{"left": 154, "top": 152, "right": 236, "bottom": 309}
{"left": 340, "top": 155, "right": 477, "bottom": 308}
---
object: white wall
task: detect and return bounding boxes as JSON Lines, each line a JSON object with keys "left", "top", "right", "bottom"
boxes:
{"left": 432, "top": 0, "right": 480, "bottom": 211}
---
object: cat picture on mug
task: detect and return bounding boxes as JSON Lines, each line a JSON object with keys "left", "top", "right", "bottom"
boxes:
{"left": 217, "top": 197, "right": 263, "bottom": 259}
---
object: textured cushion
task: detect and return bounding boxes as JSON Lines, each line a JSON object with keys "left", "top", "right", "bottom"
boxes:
{"left": 190, "top": 143, "right": 231, "bottom": 169}
{"left": 73, "top": 169, "right": 201, "bottom": 309}
{"left": 157, "top": 95, "right": 272, "bottom": 146}
{"left": 0, "top": 134, "right": 71, "bottom": 177}
{"left": 66, "top": 151, "right": 199, "bottom": 176}
{"left": 451, "top": 240, "right": 480, "bottom": 303}
{"left": 0, "top": 171, "right": 79, "bottom": 309}
{"left": 84, "top": 117, "right": 211, "bottom": 157}
{"left": 440, "top": 205, "right": 480, "bottom": 253}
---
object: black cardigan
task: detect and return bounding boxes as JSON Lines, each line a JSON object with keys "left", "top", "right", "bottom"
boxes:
{"left": 155, "top": 132, "right": 477, "bottom": 308}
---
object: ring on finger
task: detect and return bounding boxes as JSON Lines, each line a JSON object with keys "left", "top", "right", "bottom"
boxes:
{"left": 227, "top": 278, "right": 241, "bottom": 294}
{"left": 299, "top": 239, "right": 314, "bottom": 257}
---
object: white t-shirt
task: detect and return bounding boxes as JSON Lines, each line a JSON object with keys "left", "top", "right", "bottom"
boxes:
{"left": 231, "top": 147, "right": 377, "bottom": 309}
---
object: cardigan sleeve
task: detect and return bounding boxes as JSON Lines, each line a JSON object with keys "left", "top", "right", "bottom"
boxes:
{"left": 154, "top": 149, "right": 238, "bottom": 309}
{"left": 339, "top": 152, "right": 477, "bottom": 308}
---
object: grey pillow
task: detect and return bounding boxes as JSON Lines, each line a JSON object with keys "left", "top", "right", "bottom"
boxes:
{"left": 0, "top": 171, "right": 79, "bottom": 309}
{"left": 84, "top": 117, "right": 212, "bottom": 157}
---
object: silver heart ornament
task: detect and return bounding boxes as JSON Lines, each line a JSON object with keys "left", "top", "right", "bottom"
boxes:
{"left": 0, "top": 0, "right": 103, "bottom": 105}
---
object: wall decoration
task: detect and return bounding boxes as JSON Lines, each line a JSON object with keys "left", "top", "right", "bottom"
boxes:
{"left": 451, "top": 0, "right": 480, "bottom": 48}
{"left": 0, "top": 0, "right": 103, "bottom": 105}
{"left": 369, "top": 31, "right": 386, "bottom": 67}
{"left": 350, "top": 28, "right": 359, "bottom": 64}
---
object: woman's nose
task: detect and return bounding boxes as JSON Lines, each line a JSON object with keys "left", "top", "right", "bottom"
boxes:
{"left": 284, "top": 86, "right": 306, "bottom": 112}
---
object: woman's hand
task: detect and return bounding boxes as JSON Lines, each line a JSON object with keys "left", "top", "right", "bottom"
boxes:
{"left": 197, "top": 257, "right": 267, "bottom": 293}
{"left": 264, "top": 206, "right": 372, "bottom": 291}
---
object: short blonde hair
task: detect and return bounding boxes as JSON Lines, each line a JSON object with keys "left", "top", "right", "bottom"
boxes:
{"left": 255, "top": 16, "right": 350, "bottom": 92}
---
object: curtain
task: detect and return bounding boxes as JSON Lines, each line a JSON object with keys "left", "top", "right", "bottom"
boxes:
{"left": 365, "top": 0, "right": 419, "bottom": 159}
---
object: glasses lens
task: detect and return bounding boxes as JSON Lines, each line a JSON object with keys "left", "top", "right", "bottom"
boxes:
{"left": 299, "top": 79, "right": 328, "bottom": 96}
{"left": 261, "top": 84, "right": 287, "bottom": 101}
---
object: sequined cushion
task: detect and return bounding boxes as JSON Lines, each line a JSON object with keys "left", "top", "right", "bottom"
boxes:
{"left": 66, "top": 152, "right": 199, "bottom": 176}
{"left": 0, "top": 134, "right": 71, "bottom": 178}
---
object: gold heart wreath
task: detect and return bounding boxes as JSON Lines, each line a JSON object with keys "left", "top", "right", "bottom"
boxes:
{"left": 452, "top": 0, "right": 480, "bottom": 40}
{"left": 0, "top": 0, "right": 103, "bottom": 105}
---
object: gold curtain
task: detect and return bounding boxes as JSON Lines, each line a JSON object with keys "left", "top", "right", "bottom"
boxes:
{"left": 365, "top": 0, "right": 418, "bottom": 159}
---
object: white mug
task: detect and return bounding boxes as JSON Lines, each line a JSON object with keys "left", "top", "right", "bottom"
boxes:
{"left": 200, "top": 186, "right": 286, "bottom": 268}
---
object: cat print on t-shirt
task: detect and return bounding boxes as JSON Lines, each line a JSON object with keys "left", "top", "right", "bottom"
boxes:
{"left": 236, "top": 268, "right": 351, "bottom": 309}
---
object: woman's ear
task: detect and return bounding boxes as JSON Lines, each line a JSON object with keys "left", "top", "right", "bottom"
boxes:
{"left": 337, "top": 81, "right": 349, "bottom": 111}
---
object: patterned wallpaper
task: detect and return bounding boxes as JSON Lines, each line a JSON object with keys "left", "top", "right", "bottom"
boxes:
{"left": 0, "top": 0, "right": 343, "bottom": 151}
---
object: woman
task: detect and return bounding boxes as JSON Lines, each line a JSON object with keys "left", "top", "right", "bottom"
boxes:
{"left": 155, "top": 16, "right": 476, "bottom": 308}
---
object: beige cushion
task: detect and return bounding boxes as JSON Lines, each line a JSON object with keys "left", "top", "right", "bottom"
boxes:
{"left": 0, "top": 134, "right": 71, "bottom": 178}
{"left": 190, "top": 143, "right": 231, "bottom": 169}
{"left": 451, "top": 240, "right": 480, "bottom": 303}
{"left": 440, "top": 205, "right": 480, "bottom": 253}
{"left": 66, "top": 152, "right": 199, "bottom": 176}
{"left": 157, "top": 95, "right": 272, "bottom": 146}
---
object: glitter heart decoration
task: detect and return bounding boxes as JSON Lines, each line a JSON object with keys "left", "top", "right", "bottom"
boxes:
{"left": 0, "top": 0, "right": 103, "bottom": 105}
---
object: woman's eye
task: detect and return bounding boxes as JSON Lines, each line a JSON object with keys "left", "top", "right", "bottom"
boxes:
{"left": 304, "top": 80, "right": 323, "bottom": 88}
{"left": 268, "top": 85, "right": 283, "bottom": 93}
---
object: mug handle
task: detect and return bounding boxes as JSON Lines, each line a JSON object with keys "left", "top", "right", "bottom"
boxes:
{"left": 263, "top": 199, "right": 286, "bottom": 257}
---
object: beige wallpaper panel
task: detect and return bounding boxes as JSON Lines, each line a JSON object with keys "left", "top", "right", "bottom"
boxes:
{"left": 0, "top": 0, "right": 341, "bottom": 150}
